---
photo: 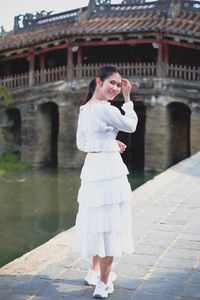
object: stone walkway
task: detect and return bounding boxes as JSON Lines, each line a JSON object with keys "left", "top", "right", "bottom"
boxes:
{"left": 0, "top": 152, "right": 200, "bottom": 300}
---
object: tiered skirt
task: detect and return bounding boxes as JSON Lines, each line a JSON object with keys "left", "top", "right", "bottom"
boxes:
{"left": 73, "top": 152, "right": 134, "bottom": 258}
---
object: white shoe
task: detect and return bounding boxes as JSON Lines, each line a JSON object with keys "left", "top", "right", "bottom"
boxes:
{"left": 84, "top": 269, "right": 99, "bottom": 286}
{"left": 84, "top": 269, "right": 117, "bottom": 286}
{"left": 93, "top": 280, "right": 114, "bottom": 299}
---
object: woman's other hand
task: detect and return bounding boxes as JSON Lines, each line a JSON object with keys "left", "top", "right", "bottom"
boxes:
{"left": 117, "top": 140, "right": 127, "bottom": 153}
{"left": 121, "top": 78, "right": 132, "bottom": 103}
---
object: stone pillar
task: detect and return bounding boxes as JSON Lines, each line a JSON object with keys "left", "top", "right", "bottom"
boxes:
{"left": 0, "top": 128, "right": 6, "bottom": 157}
{"left": 145, "top": 98, "right": 168, "bottom": 171}
{"left": 58, "top": 102, "right": 82, "bottom": 168}
{"left": 191, "top": 107, "right": 200, "bottom": 155}
{"left": 20, "top": 104, "right": 40, "bottom": 166}
{"left": 28, "top": 47, "right": 35, "bottom": 87}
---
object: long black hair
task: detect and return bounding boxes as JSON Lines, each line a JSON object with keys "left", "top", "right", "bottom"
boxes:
{"left": 80, "top": 65, "right": 122, "bottom": 106}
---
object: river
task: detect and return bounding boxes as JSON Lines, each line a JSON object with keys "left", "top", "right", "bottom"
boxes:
{"left": 0, "top": 168, "right": 158, "bottom": 267}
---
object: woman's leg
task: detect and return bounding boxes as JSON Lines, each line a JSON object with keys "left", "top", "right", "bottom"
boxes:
{"left": 99, "top": 256, "right": 113, "bottom": 284}
{"left": 92, "top": 255, "right": 99, "bottom": 271}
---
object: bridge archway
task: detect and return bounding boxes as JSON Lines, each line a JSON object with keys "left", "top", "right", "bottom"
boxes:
{"left": 167, "top": 102, "right": 191, "bottom": 166}
{"left": 4, "top": 108, "right": 21, "bottom": 156}
{"left": 38, "top": 102, "right": 59, "bottom": 167}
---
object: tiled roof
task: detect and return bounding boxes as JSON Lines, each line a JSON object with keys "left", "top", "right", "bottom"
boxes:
{"left": 0, "top": 9, "right": 200, "bottom": 51}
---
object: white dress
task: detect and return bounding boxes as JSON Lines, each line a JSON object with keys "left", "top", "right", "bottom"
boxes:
{"left": 73, "top": 100, "right": 138, "bottom": 258}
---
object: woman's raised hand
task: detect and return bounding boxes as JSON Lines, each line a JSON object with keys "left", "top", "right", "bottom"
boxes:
{"left": 121, "top": 78, "right": 132, "bottom": 103}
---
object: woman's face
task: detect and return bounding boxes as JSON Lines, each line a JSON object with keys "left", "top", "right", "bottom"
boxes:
{"left": 98, "top": 72, "right": 122, "bottom": 100}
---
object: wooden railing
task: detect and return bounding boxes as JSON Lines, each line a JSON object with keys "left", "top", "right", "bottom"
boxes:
{"left": 0, "top": 62, "right": 199, "bottom": 90}
{"left": 0, "top": 72, "right": 29, "bottom": 89}
{"left": 34, "top": 66, "right": 67, "bottom": 85}
{"left": 166, "top": 64, "right": 200, "bottom": 81}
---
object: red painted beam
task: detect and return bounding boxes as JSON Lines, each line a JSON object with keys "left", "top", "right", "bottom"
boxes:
{"left": 164, "top": 39, "right": 200, "bottom": 51}
{"left": 34, "top": 43, "right": 69, "bottom": 55}
{"left": 1, "top": 38, "right": 199, "bottom": 63}
{"left": 73, "top": 39, "right": 158, "bottom": 47}
{"left": 0, "top": 52, "right": 29, "bottom": 62}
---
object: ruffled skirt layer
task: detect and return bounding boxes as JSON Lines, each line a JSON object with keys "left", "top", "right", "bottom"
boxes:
{"left": 73, "top": 152, "right": 134, "bottom": 258}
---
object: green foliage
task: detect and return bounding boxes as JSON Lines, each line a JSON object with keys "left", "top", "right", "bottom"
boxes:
{"left": 2, "top": 127, "right": 13, "bottom": 140}
{"left": 0, "top": 151, "right": 32, "bottom": 172}
{"left": 0, "top": 86, "right": 12, "bottom": 107}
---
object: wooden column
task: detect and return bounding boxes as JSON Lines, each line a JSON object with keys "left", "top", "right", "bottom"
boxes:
{"left": 28, "top": 47, "right": 35, "bottom": 87}
{"left": 164, "top": 43, "right": 169, "bottom": 77}
{"left": 40, "top": 55, "right": 45, "bottom": 70}
{"left": 77, "top": 47, "right": 82, "bottom": 65}
{"left": 67, "top": 37, "right": 73, "bottom": 81}
{"left": 5, "top": 61, "right": 11, "bottom": 76}
{"left": 77, "top": 47, "right": 82, "bottom": 78}
{"left": 157, "top": 32, "right": 164, "bottom": 77}
{"left": 164, "top": 44, "right": 169, "bottom": 64}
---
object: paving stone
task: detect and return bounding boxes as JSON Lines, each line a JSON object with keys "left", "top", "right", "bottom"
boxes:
{"left": 13, "top": 277, "right": 48, "bottom": 292}
{"left": 164, "top": 248, "right": 199, "bottom": 260}
{"left": 179, "top": 232, "right": 200, "bottom": 242}
{"left": 114, "top": 275, "right": 143, "bottom": 290}
{"left": 132, "top": 228, "right": 148, "bottom": 242}
{"left": 0, "top": 292, "right": 32, "bottom": 300}
{"left": 134, "top": 244, "right": 164, "bottom": 256}
{"left": 120, "top": 253, "right": 158, "bottom": 266}
{"left": 38, "top": 280, "right": 89, "bottom": 297}
{"left": 179, "top": 298, "right": 200, "bottom": 300}
{"left": 163, "top": 217, "right": 188, "bottom": 225}
{"left": 107, "top": 289, "right": 134, "bottom": 300}
{"left": 56, "top": 268, "right": 87, "bottom": 282}
{"left": 35, "top": 295, "right": 79, "bottom": 300}
{"left": 189, "top": 270, "right": 200, "bottom": 285}
{"left": 0, "top": 275, "right": 34, "bottom": 292}
{"left": 132, "top": 219, "right": 156, "bottom": 229}
{"left": 113, "top": 263, "right": 150, "bottom": 278}
{"left": 55, "top": 253, "right": 80, "bottom": 267}
{"left": 154, "top": 223, "right": 185, "bottom": 232}
{"left": 38, "top": 264, "right": 67, "bottom": 280}
{"left": 151, "top": 268, "right": 190, "bottom": 281}
{"left": 139, "top": 230, "right": 178, "bottom": 248}
{"left": 157, "top": 256, "right": 195, "bottom": 270}
{"left": 71, "top": 258, "right": 91, "bottom": 270}
{"left": 139, "top": 278, "right": 185, "bottom": 296}
{"left": 184, "top": 220, "right": 200, "bottom": 233}
{"left": 181, "top": 283, "right": 200, "bottom": 299}
{"left": 133, "top": 293, "right": 177, "bottom": 300}
{"left": 173, "top": 240, "right": 200, "bottom": 251}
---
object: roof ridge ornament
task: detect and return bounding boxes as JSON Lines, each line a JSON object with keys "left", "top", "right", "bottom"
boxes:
{"left": 121, "top": 0, "right": 146, "bottom": 3}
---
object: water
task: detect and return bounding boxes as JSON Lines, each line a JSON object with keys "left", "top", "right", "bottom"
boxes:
{"left": 0, "top": 168, "right": 158, "bottom": 267}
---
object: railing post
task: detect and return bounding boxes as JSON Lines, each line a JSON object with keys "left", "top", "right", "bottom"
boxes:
{"left": 28, "top": 47, "right": 35, "bottom": 87}
{"left": 67, "top": 38, "right": 73, "bottom": 81}
{"left": 157, "top": 32, "right": 165, "bottom": 77}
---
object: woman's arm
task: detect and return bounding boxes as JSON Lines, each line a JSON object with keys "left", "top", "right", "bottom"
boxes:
{"left": 101, "top": 101, "right": 138, "bottom": 133}
{"left": 101, "top": 78, "right": 138, "bottom": 132}
{"left": 76, "top": 113, "right": 87, "bottom": 152}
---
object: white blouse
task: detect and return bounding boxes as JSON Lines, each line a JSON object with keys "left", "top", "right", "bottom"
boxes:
{"left": 76, "top": 100, "right": 138, "bottom": 153}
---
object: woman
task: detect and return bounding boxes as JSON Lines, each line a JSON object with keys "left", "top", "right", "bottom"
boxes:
{"left": 73, "top": 65, "right": 138, "bottom": 299}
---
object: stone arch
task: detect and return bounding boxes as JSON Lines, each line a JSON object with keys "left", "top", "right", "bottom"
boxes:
{"left": 38, "top": 102, "right": 59, "bottom": 167}
{"left": 167, "top": 102, "right": 191, "bottom": 166}
{"left": 4, "top": 108, "right": 21, "bottom": 156}
{"left": 117, "top": 101, "right": 146, "bottom": 172}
